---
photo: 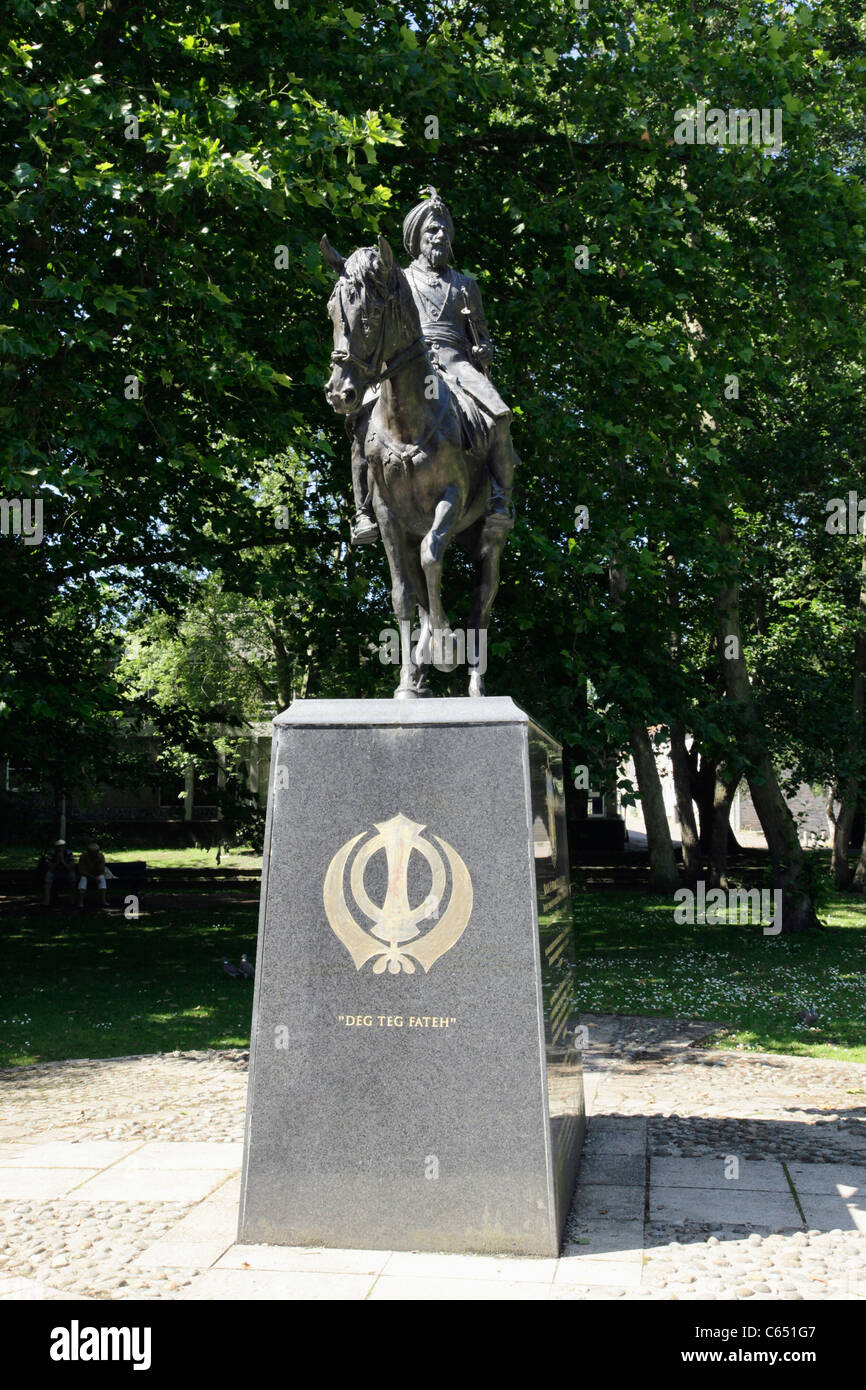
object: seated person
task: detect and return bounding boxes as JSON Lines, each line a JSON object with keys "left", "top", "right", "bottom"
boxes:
{"left": 77, "top": 841, "right": 109, "bottom": 908}
{"left": 42, "top": 840, "right": 76, "bottom": 906}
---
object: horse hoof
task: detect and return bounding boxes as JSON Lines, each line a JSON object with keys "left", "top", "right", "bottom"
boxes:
{"left": 394, "top": 687, "right": 419, "bottom": 701}
{"left": 468, "top": 672, "right": 485, "bottom": 697}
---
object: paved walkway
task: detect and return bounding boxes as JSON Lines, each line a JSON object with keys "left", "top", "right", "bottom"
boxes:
{"left": 1, "top": 1017, "right": 864, "bottom": 1300}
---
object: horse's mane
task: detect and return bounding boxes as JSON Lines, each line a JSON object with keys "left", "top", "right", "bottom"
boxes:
{"left": 341, "top": 245, "right": 421, "bottom": 340}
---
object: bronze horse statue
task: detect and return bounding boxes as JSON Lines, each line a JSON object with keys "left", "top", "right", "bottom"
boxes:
{"left": 321, "top": 233, "right": 512, "bottom": 699}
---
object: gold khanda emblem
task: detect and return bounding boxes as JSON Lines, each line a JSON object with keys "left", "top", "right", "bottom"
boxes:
{"left": 323, "top": 813, "right": 472, "bottom": 974}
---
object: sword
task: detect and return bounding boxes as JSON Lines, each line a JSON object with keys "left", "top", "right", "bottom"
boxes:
{"left": 459, "top": 286, "right": 489, "bottom": 378}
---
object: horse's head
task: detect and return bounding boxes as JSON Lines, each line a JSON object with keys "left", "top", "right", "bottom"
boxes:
{"left": 321, "top": 234, "right": 398, "bottom": 413}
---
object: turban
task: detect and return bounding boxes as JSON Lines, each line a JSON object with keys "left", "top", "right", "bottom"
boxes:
{"left": 402, "top": 186, "right": 455, "bottom": 258}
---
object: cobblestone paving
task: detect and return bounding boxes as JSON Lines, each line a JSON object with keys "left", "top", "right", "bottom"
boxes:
{"left": 559, "top": 1014, "right": 866, "bottom": 1299}
{"left": 0, "top": 1050, "right": 249, "bottom": 1146}
{"left": 0, "top": 1020, "right": 863, "bottom": 1299}
{"left": 0, "top": 1201, "right": 197, "bottom": 1300}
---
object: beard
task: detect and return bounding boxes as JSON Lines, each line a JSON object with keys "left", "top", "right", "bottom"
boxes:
{"left": 426, "top": 243, "right": 449, "bottom": 268}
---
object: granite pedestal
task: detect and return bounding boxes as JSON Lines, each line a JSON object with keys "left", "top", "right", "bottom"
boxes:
{"left": 238, "top": 697, "right": 584, "bottom": 1256}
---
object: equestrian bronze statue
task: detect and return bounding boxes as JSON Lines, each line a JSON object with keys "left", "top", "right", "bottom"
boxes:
{"left": 321, "top": 188, "right": 518, "bottom": 699}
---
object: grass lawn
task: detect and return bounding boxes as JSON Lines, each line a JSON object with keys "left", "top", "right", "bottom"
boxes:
{"left": 572, "top": 890, "right": 866, "bottom": 1063}
{"left": 1, "top": 887, "right": 865, "bottom": 1068}
{"left": 0, "top": 845, "right": 263, "bottom": 871}
{"left": 0, "top": 905, "right": 259, "bottom": 1067}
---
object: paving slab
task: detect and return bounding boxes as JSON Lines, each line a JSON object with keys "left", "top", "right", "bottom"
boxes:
{"left": 0, "top": 1169, "right": 101, "bottom": 1200}
{"left": 179, "top": 1268, "right": 376, "bottom": 1300}
{"left": 368, "top": 1275, "right": 551, "bottom": 1300}
{"left": 132, "top": 1239, "right": 233, "bottom": 1271}
{"left": 555, "top": 1257, "right": 642, "bottom": 1288}
{"left": 582, "top": 1126, "right": 647, "bottom": 1158}
{"left": 573, "top": 1183, "right": 645, "bottom": 1222}
{"left": 0, "top": 1141, "right": 142, "bottom": 1168}
{"left": 562, "top": 1220, "right": 644, "bottom": 1261}
{"left": 118, "top": 1141, "right": 243, "bottom": 1171}
{"left": 195, "top": 1174, "right": 242, "bottom": 1208}
{"left": 72, "top": 1168, "right": 230, "bottom": 1203}
{"left": 150, "top": 1178, "right": 240, "bottom": 1244}
{"left": 787, "top": 1163, "right": 866, "bottom": 1195}
{"left": 550, "top": 1282, "right": 636, "bottom": 1299}
{"left": 651, "top": 1157, "right": 789, "bottom": 1192}
{"left": 216, "top": 1244, "right": 390, "bottom": 1276}
{"left": 586, "top": 1117, "right": 647, "bottom": 1135}
{"left": 649, "top": 1185, "right": 801, "bottom": 1229}
{"left": 578, "top": 1152, "right": 646, "bottom": 1186}
{"left": 796, "top": 1194, "right": 866, "bottom": 1234}
{"left": 381, "top": 1251, "right": 557, "bottom": 1283}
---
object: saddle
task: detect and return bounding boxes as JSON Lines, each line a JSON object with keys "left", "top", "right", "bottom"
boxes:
{"left": 361, "top": 367, "right": 490, "bottom": 473}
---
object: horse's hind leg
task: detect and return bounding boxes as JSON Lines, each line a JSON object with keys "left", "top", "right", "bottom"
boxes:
{"left": 375, "top": 497, "right": 428, "bottom": 699}
{"left": 419, "top": 482, "right": 463, "bottom": 673}
{"left": 403, "top": 542, "right": 432, "bottom": 696}
{"left": 466, "top": 515, "right": 510, "bottom": 697}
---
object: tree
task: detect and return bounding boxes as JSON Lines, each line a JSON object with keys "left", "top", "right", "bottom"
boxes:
{"left": 2, "top": 0, "right": 865, "bottom": 921}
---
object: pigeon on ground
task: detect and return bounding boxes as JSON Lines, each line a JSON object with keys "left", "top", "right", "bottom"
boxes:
{"left": 222, "top": 957, "right": 243, "bottom": 979}
{"left": 795, "top": 1002, "right": 820, "bottom": 1026}
{"left": 239, "top": 954, "right": 255, "bottom": 980}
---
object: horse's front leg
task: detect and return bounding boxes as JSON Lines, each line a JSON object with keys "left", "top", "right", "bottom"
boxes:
{"left": 466, "top": 514, "right": 510, "bottom": 697}
{"left": 375, "top": 494, "right": 429, "bottom": 699}
{"left": 418, "top": 483, "right": 462, "bottom": 673}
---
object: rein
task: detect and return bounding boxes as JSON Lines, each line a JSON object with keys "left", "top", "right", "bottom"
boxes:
{"left": 330, "top": 276, "right": 426, "bottom": 384}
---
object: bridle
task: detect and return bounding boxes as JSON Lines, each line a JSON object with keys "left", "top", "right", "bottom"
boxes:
{"left": 329, "top": 275, "right": 425, "bottom": 384}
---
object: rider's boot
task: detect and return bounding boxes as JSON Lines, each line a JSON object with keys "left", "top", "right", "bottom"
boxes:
{"left": 485, "top": 479, "right": 515, "bottom": 526}
{"left": 484, "top": 422, "right": 515, "bottom": 527}
{"left": 349, "top": 476, "right": 380, "bottom": 544}
{"left": 350, "top": 507, "right": 380, "bottom": 546}
{"left": 350, "top": 444, "right": 380, "bottom": 547}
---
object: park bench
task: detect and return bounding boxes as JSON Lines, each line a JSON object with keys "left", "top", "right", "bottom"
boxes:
{"left": 40, "top": 860, "right": 147, "bottom": 908}
{"left": 143, "top": 866, "right": 260, "bottom": 893}
{"left": 0, "top": 862, "right": 147, "bottom": 909}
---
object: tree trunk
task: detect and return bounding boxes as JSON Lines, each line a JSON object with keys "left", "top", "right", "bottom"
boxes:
{"left": 709, "top": 768, "right": 738, "bottom": 889}
{"left": 853, "top": 823, "right": 866, "bottom": 891}
{"left": 669, "top": 719, "right": 702, "bottom": 883}
{"left": 831, "top": 786, "right": 856, "bottom": 887}
{"left": 662, "top": 545, "right": 702, "bottom": 883}
{"left": 692, "top": 750, "right": 716, "bottom": 852}
{"left": 629, "top": 724, "right": 680, "bottom": 892}
{"left": 715, "top": 523, "right": 820, "bottom": 931}
{"left": 831, "top": 529, "right": 866, "bottom": 886}
{"left": 265, "top": 619, "right": 294, "bottom": 710}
